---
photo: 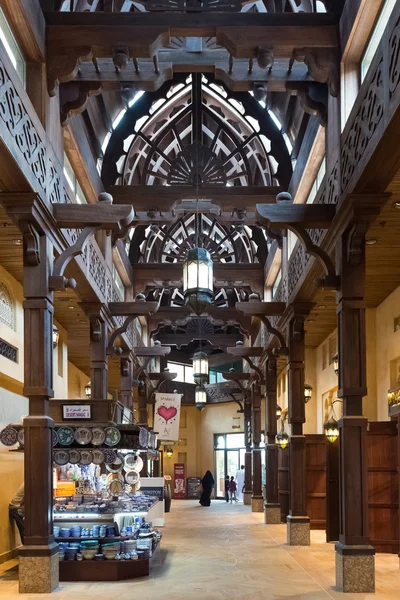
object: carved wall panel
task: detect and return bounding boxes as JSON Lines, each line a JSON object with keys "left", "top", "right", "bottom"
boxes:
{"left": 0, "top": 282, "right": 15, "bottom": 330}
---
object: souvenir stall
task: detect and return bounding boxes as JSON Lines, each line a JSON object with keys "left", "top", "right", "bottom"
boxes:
{"left": 0, "top": 401, "right": 163, "bottom": 582}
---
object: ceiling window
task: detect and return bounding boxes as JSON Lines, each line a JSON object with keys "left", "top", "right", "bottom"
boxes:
{"left": 0, "top": 8, "right": 25, "bottom": 86}
{"left": 167, "top": 362, "right": 194, "bottom": 384}
{"left": 361, "top": 0, "right": 396, "bottom": 82}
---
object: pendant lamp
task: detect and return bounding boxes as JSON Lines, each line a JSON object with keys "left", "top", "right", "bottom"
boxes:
{"left": 183, "top": 247, "right": 213, "bottom": 315}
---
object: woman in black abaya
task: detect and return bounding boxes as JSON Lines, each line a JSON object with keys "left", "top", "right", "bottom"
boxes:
{"left": 199, "top": 470, "right": 214, "bottom": 506}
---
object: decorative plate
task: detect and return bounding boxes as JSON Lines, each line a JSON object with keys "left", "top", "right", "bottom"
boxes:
{"left": 52, "top": 430, "right": 58, "bottom": 447}
{"left": 74, "top": 427, "right": 93, "bottom": 446}
{"left": 79, "top": 450, "right": 93, "bottom": 466}
{"left": 139, "top": 427, "right": 148, "bottom": 448}
{"left": 17, "top": 429, "right": 24, "bottom": 446}
{"left": 92, "top": 449, "right": 105, "bottom": 465}
{"left": 91, "top": 427, "right": 106, "bottom": 446}
{"left": 124, "top": 453, "right": 143, "bottom": 473}
{"left": 104, "top": 427, "right": 121, "bottom": 447}
{"left": 108, "top": 479, "right": 123, "bottom": 496}
{"left": 103, "top": 449, "right": 117, "bottom": 465}
{"left": 57, "top": 427, "right": 75, "bottom": 446}
{"left": 125, "top": 469, "right": 140, "bottom": 485}
{"left": 106, "top": 456, "right": 123, "bottom": 474}
{"left": 0, "top": 427, "right": 18, "bottom": 447}
{"left": 68, "top": 449, "right": 81, "bottom": 465}
{"left": 54, "top": 450, "right": 70, "bottom": 466}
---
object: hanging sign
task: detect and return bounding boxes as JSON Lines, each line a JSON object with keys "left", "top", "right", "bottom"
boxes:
{"left": 174, "top": 463, "right": 186, "bottom": 499}
{"left": 154, "top": 393, "right": 181, "bottom": 441}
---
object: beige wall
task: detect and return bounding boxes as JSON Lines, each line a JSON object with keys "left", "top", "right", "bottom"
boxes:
{"left": 376, "top": 285, "right": 400, "bottom": 421}
{"left": 67, "top": 361, "right": 89, "bottom": 400}
{"left": 0, "top": 266, "right": 24, "bottom": 386}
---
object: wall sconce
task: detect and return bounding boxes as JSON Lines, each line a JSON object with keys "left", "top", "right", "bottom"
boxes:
{"left": 232, "top": 417, "right": 241, "bottom": 430}
{"left": 276, "top": 404, "right": 282, "bottom": 419}
{"left": 333, "top": 354, "right": 339, "bottom": 375}
{"left": 304, "top": 384, "right": 312, "bottom": 403}
{"left": 166, "top": 448, "right": 173, "bottom": 458}
{"left": 53, "top": 326, "right": 60, "bottom": 349}
{"left": 85, "top": 382, "right": 91, "bottom": 399}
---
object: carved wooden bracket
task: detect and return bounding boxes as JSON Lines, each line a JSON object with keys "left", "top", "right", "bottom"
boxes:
{"left": 288, "top": 47, "right": 339, "bottom": 97}
{"left": 90, "top": 316, "right": 102, "bottom": 342}
{"left": 21, "top": 221, "right": 41, "bottom": 267}
{"left": 60, "top": 81, "right": 102, "bottom": 126}
{"left": 347, "top": 221, "right": 367, "bottom": 267}
{"left": 292, "top": 316, "right": 305, "bottom": 342}
{"left": 242, "top": 356, "right": 264, "bottom": 381}
{"left": 289, "top": 224, "right": 339, "bottom": 288}
{"left": 50, "top": 225, "right": 97, "bottom": 291}
{"left": 107, "top": 315, "right": 135, "bottom": 354}
{"left": 47, "top": 46, "right": 93, "bottom": 97}
{"left": 286, "top": 82, "right": 327, "bottom": 127}
{"left": 259, "top": 315, "right": 288, "bottom": 352}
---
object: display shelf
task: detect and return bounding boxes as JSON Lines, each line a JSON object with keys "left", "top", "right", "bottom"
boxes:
{"left": 59, "top": 558, "right": 150, "bottom": 581}
{"left": 55, "top": 536, "right": 135, "bottom": 542}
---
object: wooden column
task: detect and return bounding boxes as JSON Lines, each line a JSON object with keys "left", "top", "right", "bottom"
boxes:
{"left": 81, "top": 304, "right": 109, "bottom": 400}
{"left": 243, "top": 398, "right": 252, "bottom": 506}
{"left": 335, "top": 224, "right": 375, "bottom": 592}
{"left": 120, "top": 355, "right": 133, "bottom": 411}
{"left": 19, "top": 233, "right": 59, "bottom": 594}
{"left": 264, "top": 354, "right": 281, "bottom": 523}
{"left": 138, "top": 384, "right": 148, "bottom": 425}
{"left": 251, "top": 384, "right": 263, "bottom": 512}
{"left": 287, "top": 311, "right": 310, "bottom": 545}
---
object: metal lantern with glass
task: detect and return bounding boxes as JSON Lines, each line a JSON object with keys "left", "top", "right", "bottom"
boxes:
{"left": 276, "top": 404, "right": 282, "bottom": 419}
{"left": 192, "top": 350, "right": 209, "bottom": 385}
{"left": 195, "top": 385, "right": 207, "bottom": 411}
{"left": 324, "top": 397, "right": 342, "bottom": 443}
{"left": 276, "top": 412, "right": 289, "bottom": 449}
{"left": 304, "top": 383, "right": 312, "bottom": 403}
{"left": 53, "top": 326, "right": 60, "bottom": 349}
{"left": 333, "top": 354, "right": 339, "bottom": 375}
{"left": 183, "top": 247, "right": 213, "bottom": 315}
{"left": 85, "top": 382, "right": 91, "bottom": 399}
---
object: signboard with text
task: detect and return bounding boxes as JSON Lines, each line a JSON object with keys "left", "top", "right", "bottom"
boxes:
{"left": 62, "top": 405, "right": 91, "bottom": 420}
{"left": 173, "top": 463, "right": 186, "bottom": 499}
{"left": 187, "top": 477, "right": 202, "bottom": 499}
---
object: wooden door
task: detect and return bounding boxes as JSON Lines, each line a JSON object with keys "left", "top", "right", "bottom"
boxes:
{"left": 305, "top": 434, "right": 327, "bottom": 529}
{"left": 367, "top": 422, "right": 399, "bottom": 553}
{"left": 326, "top": 437, "right": 340, "bottom": 542}
{"left": 278, "top": 446, "right": 289, "bottom": 522}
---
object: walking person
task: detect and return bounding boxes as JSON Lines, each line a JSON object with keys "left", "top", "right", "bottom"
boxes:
{"left": 229, "top": 476, "right": 237, "bottom": 503}
{"left": 199, "top": 470, "right": 214, "bottom": 507}
{"left": 224, "top": 475, "right": 230, "bottom": 502}
{"left": 9, "top": 483, "right": 24, "bottom": 544}
{"left": 235, "top": 465, "right": 245, "bottom": 502}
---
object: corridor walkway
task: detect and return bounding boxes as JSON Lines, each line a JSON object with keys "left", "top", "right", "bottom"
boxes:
{"left": 0, "top": 500, "right": 398, "bottom": 600}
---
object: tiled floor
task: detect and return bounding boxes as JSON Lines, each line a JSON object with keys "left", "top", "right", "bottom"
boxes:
{"left": 0, "top": 500, "right": 398, "bottom": 599}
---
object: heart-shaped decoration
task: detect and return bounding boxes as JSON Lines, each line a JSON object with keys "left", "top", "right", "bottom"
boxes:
{"left": 157, "top": 405, "right": 178, "bottom": 423}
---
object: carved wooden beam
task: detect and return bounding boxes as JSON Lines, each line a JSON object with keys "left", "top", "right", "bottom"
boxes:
{"left": 235, "top": 301, "right": 286, "bottom": 317}
{"left": 53, "top": 201, "right": 134, "bottom": 229}
{"left": 288, "top": 47, "right": 339, "bottom": 97}
{"left": 221, "top": 372, "right": 252, "bottom": 381}
{"left": 286, "top": 82, "right": 327, "bottom": 127}
{"left": 256, "top": 202, "right": 335, "bottom": 229}
{"left": 60, "top": 81, "right": 102, "bottom": 125}
{"left": 108, "top": 301, "right": 158, "bottom": 316}
{"left": 132, "top": 346, "right": 171, "bottom": 357}
{"left": 148, "top": 372, "right": 177, "bottom": 381}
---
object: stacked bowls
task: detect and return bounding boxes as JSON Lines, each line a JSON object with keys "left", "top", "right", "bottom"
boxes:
{"left": 102, "top": 542, "right": 120, "bottom": 560}
{"left": 80, "top": 540, "right": 99, "bottom": 560}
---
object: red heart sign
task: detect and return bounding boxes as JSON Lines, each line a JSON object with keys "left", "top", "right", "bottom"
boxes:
{"left": 157, "top": 405, "right": 178, "bottom": 423}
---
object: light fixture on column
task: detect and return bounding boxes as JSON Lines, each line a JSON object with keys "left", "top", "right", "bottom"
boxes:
{"left": 52, "top": 326, "right": 60, "bottom": 349}
{"left": 276, "top": 404, "right": 282, "bottom": 419}
{"left": 85, "top": 382, "right": 91, "bottom": 399}
{"left": 166, "top": 448, "right": 173, "bottom": 458}
{"left": 195, "top": 385, "right": 207, "bottom": 411}
{"left": 183, "top": 247, "right": 213, "bottom": 315}
{"left": 232, "top": 416, "right": 241, "bottom": 430}
{"left": 192, "top": 350, "right": 209, "bottom": 385}
{"left": 324, "top": 416, "right": 340, "bottom": 443}
{"left": 276, "top": 428, "right": 289, "bottom": 450}
{"left": 304, "top": 383, "right": 312, "bottom": 403}
{"left": 333, "top": 354, "right": 339, "bottom": 375}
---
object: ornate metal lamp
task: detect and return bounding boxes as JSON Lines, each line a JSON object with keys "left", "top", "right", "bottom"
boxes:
{"left": 192, "top": 350, "right": 209, "bottom": 385}
{"left": 183, "top": 247, "right": 213, "bottom": 315}
{"left": 195, "top": 385, "right": 207, "bottom": 411}
{"left": 324, "top": 416, "right": 339, "bottom": 443}
{"left": 166, "top": 448, "right": 173, "bottom": 458}
{"left": 276, "top": 404, "right": 282, "bottom": 419}
{"left": 304, "top": 383, "right": 313, "bottom": 403}
{"left": 276, "top": 429, "right": 289, "bottom": 450}
{"left": 333, "top": 354, "right": 339, "bottom": 375}
{"left": 85, "top": 382, "right": 91, "bottom": 399}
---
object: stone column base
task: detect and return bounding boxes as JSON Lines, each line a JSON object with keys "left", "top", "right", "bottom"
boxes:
{"left": 243, "top": 491, "right": 252, "bottom": 506}
{"left": 264, "top": 503, "right": 281, "bottom": 524}
{"left": 251, "top": 496, "right": 264, "bottom": 512}
{"left": 19, "top": 546, "right": 59, "bottom": 594}
{"left": 287, "top": 516, "right": 310, "bottom": 546}
{"left": 335, "top": 545, "right": 375, "bottom": 593}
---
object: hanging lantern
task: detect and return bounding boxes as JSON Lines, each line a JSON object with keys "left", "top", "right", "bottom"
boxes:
{"left": 324, "top": 417, "right": 339, "bottom": 443}
{"left": 52, "top": 326, "right": 60, "bottom": 349}
{"left": 276, "top": 404, "right": 282, "bottom": 419}
{"left": 333, "top": 354, "right": 339, "bottom": 375}
{"left": 276, "top": 431, "right": 289, "bottom": 450}
{"left": 195, "top": 385, "right": 207, "bottom": 411}
{"left": 85, "top": 382, "right": 91, "bottom": 399}
{"left": 183, "top": 247, "right": 213, "bottom": 315}
{"left": 166, "top": 448, "right": 173, "bottom": 458}
{"left": 304, "top": 383, "right": 312, "bottom": 403}
{"left": 192, "top": 351, "right": 209, "bottom": 385}
{"left": 232, "top": 417, "right": 241, "bottom": 431}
